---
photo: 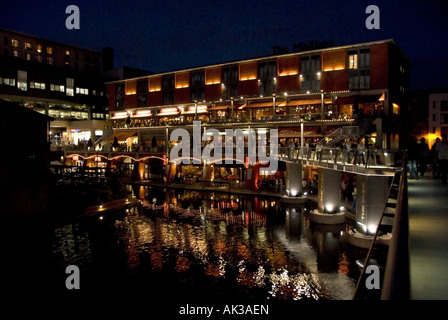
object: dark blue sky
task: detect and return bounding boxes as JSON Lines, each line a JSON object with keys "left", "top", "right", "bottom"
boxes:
{"left": 1, "top": 0, "right": 447, "bottom": 89}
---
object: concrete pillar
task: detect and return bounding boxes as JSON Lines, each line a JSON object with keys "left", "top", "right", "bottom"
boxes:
{"left": 202, "top": 164, "right": 212, "bottom": 180}
{"left": 286, "top": 162, "right": 302, "bottom": 196}
{"left": 317, "top": 168, "right": 341, "bottom": 213}
{"left": 356, "top": 174, "right": 390, "bottom": 235}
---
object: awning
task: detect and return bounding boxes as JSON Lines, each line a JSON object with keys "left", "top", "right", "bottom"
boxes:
{"left": 209, "top": 105, "right": 230, "bottom": 111}
{"left": 239, "top": 101, "right": 286, "bottom": 109}
{"left": 286, "top": 98, "right": 332, "bottom": 106}
{"left": 154, "top": 112, "right": 179, "bottom": 116}
{"left": 335, "top": 94, "right": 382, "bottom": 104}
{"left": 181, "top": 106, "right": 208, "bottom": 114}
{"left": 107, "top": 131, "right": 137, "bottom": 142}
{"left": 155, "top": 107, "right": 180, "bottom": 116}
{"left": 132, "top": 110, "right": 152, "bottom": 117}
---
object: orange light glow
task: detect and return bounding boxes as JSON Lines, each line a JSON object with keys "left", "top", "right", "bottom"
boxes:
{"left": 149, "top": 77, "right": 162, "bottom": 92}
{"left": 134, "top": 110, "right": 152, "bottom": 117}
{"left": 205, "top": 67, "right": 222, "bottom": 85}
{"left": 125, "top": 80, "right": 137, "bottom": 95}
{"left": 239, "top": 62, "right": 258, "bottom": 81}
{"left": 112, "top": 112, "right": 128, "bottom": 119}
{"left": 278, "top": 71, "right": 298, "bottom": 76}
{"left": 240, "top": 76, "right": 257, "bottom": 81}
{"left": 322, "top": 66, "right": 345, "bottom": 72}
{"left": 175, "top": 72, "right": 190, "bottom": 89}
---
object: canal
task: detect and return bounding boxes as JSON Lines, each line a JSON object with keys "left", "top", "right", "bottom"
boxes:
{"left": 45, "top": 185, "right": 372, "bottom": 301}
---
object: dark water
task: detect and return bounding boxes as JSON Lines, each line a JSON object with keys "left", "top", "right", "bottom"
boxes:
{"left": 49, "top": 186, "right": 365, "bottom": 301}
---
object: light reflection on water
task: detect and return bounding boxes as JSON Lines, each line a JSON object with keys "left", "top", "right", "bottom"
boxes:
{"left": 51, "top": 186, "right": 358, "bottom": 300}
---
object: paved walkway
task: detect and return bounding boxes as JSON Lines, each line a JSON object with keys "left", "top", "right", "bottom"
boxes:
{"left": 408, "top": 172, "right": 448, "bottom": 299}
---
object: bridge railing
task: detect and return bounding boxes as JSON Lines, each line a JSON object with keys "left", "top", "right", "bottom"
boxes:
{"left": 380, "top": 152, "right": 410, "bottom": 299}
{"left": 352, "top": 152, "right": 409, "bottom": 300}
{"left": 275, "top": 146, "right": 403, "bottom": 169}
{"left": 65, "top": 145, "right": 403, "bottom": 170}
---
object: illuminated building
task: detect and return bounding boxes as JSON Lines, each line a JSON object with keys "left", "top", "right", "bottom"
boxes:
{"left": 0, "top": 27, "right": 110, "bottom": 145}
{"left": 106, "top": 39, "right": 410, "bottom": 149}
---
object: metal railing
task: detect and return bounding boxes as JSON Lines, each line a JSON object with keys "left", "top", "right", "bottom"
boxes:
{"left": 380, "top": 152, "right": 410, "bottom": 299}
{"left": 275, "top": 146, "right": 402, "bottom": 169}
{"left": 64, "top": 145, "right": 403, "bottom": 171}
{"left": 111, "top": 111, "right": 355, "bottom": 129}
{"left": 352, "top": 152, "right": 409, "bottom": 300}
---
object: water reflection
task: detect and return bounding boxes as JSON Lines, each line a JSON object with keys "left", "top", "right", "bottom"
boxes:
{"left": 51, "top": 186, "right": 357, "bottom": 300}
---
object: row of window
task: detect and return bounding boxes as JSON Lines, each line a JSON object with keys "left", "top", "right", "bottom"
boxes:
{"left": 0, "top": 76, "right": 104, "bottom": 96}
{"left": 130, "top": 51, "right": 368, "bottom": 103}
{"left": 5, "top": 37, "right": 99, "bottom": 62}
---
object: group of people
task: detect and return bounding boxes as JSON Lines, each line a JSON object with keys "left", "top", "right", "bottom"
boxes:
{"left": 408, "top": 134, "right": 448, "bottom": 184}
{"left": 257, "top": 176, "right": 285, "bottom": 193}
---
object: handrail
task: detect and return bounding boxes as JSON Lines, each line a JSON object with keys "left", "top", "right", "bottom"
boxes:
{"left": 381, "top": 152, "right": 410, "bottom": 299}
{"left": 352, "top": 168, "right": 400, "bottom": 299}
{"left": 352, "top": 151, "right": 409, "bottom": 300}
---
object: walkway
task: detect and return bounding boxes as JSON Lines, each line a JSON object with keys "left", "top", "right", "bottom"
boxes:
{"left": 408, "top": 172, "right": 448, "bottom": 299}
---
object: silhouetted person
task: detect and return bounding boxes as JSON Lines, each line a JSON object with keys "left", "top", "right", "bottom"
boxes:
{"left": 431, "top": 137, "right": 441, "bottom": 178}
{"left": 435, "top": 134, "right": 448, "bottom": 184}
{"left": 417, "top": 137, "right": 429, "bottom": 177}
{"left": 408, "top": 137, "right": 419, "bottom": 180}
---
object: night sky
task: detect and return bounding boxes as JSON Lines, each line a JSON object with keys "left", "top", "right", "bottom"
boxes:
{"left": 1, "top": 0, "right": 447, "bottom": 90}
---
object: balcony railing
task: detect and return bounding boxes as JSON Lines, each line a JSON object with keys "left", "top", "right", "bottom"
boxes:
{"left": 111, "top": 111, "right": 355, "bottom": 129}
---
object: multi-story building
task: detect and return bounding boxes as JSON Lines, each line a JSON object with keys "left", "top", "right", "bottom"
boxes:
{"left": 409, "top": 89, "right": 448, "bottom": 148}
{"left": 106, "top": 38, "right": 409, "bottom": 143}
{"left": 429, "top": 92, "right": 448, "bottom": 143}
{"left": 0, "top": 27, "right": 111, "bottom": 146}
{"left": 65, "top": 39, "right": 410, "bottom": 189}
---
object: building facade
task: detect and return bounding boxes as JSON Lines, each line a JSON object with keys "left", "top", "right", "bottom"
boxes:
{"left": 0, "top": 27, "right": 110, "bottom": 146}
{"left": 429, "top": 92, "right": 448, "bottom": 143}
{"left": 64, "top": 39, "right": 410, "bottom": 191}
{"left": 409, "top": 89, "right": 448, "bottom": 148}
{"left": 106, "top": 39, "right": 410, "bottom": 148}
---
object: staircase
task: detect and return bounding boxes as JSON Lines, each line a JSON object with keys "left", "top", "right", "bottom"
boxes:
{"left": 323, "top": 126, "right": 360, "bottom": 146}
{"left": 322, "top": 112, "right": 375, "bottom": 146}
{"left": 93, "top": 129, "right": 114, "bottom": 148}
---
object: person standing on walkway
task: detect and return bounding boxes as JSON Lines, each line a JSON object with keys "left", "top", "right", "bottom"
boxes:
{"left": 431, "top": 137, "right": 441, "bottom": 179}
{"left": 418, "top": 137, "right": 429, "bottom": 177}
{"left": 408, "top": 137, "right": 419, "bottom": 180}
{"left": 435, "top": 134, "right": 448, "bottom": 184}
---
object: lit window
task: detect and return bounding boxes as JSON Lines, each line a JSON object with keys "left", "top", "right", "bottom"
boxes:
{"left": 47, "top": 57, "right": 53, "bottom": 65}
{"left": 25, "top": 42, "right": 32, "bottom": 50}
{"left": 3, "top": 78, "right": 16, "bottom": 86}
{"left": 30, "top": 82, "right": 46, "bottom": 90}
{"left": 349, "top": 54, "right": 358, "bottom": 69}
{"left": 66, "top": 78, "right": 74, "bottom": 96}
{"left": 11, "top": 39, "right": 19, "bottom": 48}
{"left": 17, "top": 70, "right": 27, "bottom": 91}
{"left": 76, "top": 87, "right": 89, "bottom": 95}
{"left": 13, "top": 50, "right": 19, "bottom": 57}
{"left": 36, "top": 44, "right": 42, "bottom": 53}
{"left": 46, "top": 47, "right": 53, "bottom": 55}
{"left": 26, "top": 53, "right": 31, "bottom": 61}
